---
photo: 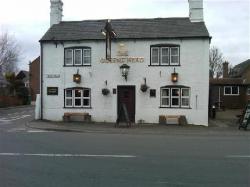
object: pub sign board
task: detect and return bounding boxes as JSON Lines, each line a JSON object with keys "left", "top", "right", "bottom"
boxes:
{"left": 47, "top": 87, "right": 58, "bottom": 95}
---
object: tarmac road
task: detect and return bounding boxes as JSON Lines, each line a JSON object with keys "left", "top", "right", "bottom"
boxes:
{"left": 0, "top": 106, "right": 249, "bottom": 187}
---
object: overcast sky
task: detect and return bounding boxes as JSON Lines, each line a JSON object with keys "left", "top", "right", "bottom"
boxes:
{"left": 0, "top": 0, "right": 249, "bottom": 70}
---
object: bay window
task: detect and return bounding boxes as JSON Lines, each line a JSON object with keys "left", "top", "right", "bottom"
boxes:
{"left": 171, "top": 88, "right": 180, "bottom": 107}
{"left": 160, "top": 86, "right": 190, "bottom": 108}
{"left": 64, "top": 88, "right": 91, "bottom": 108}
{"left": 161, "top": 88, "right": 170, "bottom": 107}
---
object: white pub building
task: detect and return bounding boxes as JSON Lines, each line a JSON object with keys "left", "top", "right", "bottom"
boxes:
{"left": 39, "top": 0, "right": 210, "bottom": 125}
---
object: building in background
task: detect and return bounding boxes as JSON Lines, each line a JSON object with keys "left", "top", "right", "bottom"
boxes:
{"left": 210, "top": 60, "right": 250, "bottom": 110}
{"left": 29, "top": 57, "right": 40, "bottom": 101}
{"left": 0, "top": 66, "right": 9, "bottom": 96}
{"left": 16, "top": 70, "right": 29, "bottom": 88}
{"left": 39, "top": 0, "right": 210, "bottom": 125}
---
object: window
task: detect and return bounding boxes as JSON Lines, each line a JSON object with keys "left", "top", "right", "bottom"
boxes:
{"left": 64, "top": 47, "right": 91, "bottom": 66}
{"left": 160, "top": 86, "right": 190, "bottom": 108}
{"left": 161, "top": 88, "right": 170, "bottom": 107}
{"left": 150, "top": 45, "right": 180, "bottom": 66}
{"left": 64, "top": 88, "right": 91, "bottom": 108}
{"left": 171, "top": 88, "right": 180, "bottom": 107}
{"left": 181, "top": 88, "right": 190, "bottom": 107}
{"left": 65, "top": 49, "right": 73, "bottom": 65}
{"left": 161, "top": 47, "right": 169, "bottom": 65}
{"left": 74, "top": 49, "right": 82, "bottom": 65}
{"left": 150, "top": 89, "right": 156, "bottom": 97}
{"left": 170, "top": 47, "right": 179, "bottom": 65}
{"left": 247, "top": 88, "right": 250, "bottom": 95}
{"left": 65, "top": 89, "right": 73, "bottom": 107}
{"left": 151, "top": 47, "right": 159, "bottom": 65}
{"left": 224, "top": 86, "right": 239, "bottom": 95}
{"left": 83, "top": 49, "right": 91, "bottom": 65}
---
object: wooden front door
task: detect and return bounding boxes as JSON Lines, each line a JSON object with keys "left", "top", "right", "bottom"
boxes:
{"left": 117, "top": 86, "right": 135, "bottom": 122}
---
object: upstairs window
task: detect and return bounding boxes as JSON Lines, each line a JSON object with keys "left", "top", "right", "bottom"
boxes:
{"left": 224, "top": 86, "right": 239, "bottom": 96}
{"left": 83, "top": 49, "right": 91, "bottom": 65}
{"left": 64, "top": 47, "right": 91, "bottom": 66}
{"left": 74, "top": 49, "right": 82, "bottom": 65}
{"left": 151, "top": 47, "right": 159, "bottom": 65}
{"left": 65, "top": 49, "right": 73, "bottom": 65}
{"left": 150, "top": 44, "right": 180, "bottom": 66}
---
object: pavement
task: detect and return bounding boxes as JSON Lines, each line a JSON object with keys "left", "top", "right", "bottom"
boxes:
{"left": 26, "top": 109, "right": 249, "bottom": 135}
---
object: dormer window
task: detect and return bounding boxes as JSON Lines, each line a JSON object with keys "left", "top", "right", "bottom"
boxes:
{"left": 64, "top": 47, "right": 91, "bottom": 66}
{"left": 150, "top": 44, "right": 180, "bottom": 66}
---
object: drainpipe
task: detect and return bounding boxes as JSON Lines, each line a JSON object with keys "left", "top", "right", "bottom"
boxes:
{"left": 218, "top": 86, "right": 221, "bottom": 110}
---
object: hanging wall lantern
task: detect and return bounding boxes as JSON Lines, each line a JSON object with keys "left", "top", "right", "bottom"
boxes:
{"left": 171, "top": 68, "right": 178, "bottom": 83}
{"left": 73, "top": 69, "right": 81, "bottom": 84}
{"left": 120, "top": 64, "right": 130, "bottom": 81}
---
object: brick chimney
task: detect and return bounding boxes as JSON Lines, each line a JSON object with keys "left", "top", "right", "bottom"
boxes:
{"left": 223, "top": 61, "right": 229, "bottom": 78}
{"left": 50, "top": 0, "right": 63, "bottom": 26}
{"left": 188, "top": 0, "right": 204, "bottom": 22}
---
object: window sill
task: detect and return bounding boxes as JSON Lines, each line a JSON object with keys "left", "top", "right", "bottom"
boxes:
{"left": 159, "top": 106, "right": 192, "bottom": 109}
{"left": 63, "top": 107, "right": 92, "bottom": 109}
{"left": 224, "top": 94, "right": 240, "bottom": 96}
{"left": 148, "top": 64, "right": 180, "bottom": 67}
{"left": 63, "top": 65, "right": 92, "bottom": 67}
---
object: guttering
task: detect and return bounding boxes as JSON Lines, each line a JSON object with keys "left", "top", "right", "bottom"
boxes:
{"left": 39, "top": 36, "right": 212, "bottom": 43}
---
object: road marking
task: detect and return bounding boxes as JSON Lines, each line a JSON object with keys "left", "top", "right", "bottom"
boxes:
{"left": 7, "top": 128, "right": 26, "bottom": 132}
{"left": 226, "top": 155, "right": 250, "bottom": 158}
{"left": 0, "top": 115, "right": 31, "bottom": 122}
{"left": 27, "top": 130, "right": 52, "bottom": 133}
{"left": 0, "top": 153, "right": 136, "bottom": 158}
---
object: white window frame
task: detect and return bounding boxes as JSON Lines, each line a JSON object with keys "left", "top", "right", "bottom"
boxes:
{"left": 160, "top": 87, "right": 190, "bottom": 108}
{"left": 224, "top": 86, "right": 239, "bottom": 96}
{"left": 74, "top": 49, "right": 82, "bottom": 65}
{"left": 65, "top": 89, "right": 73, "bottom": 107}
{"left": 65, "top": 88, "right": 91, "bottom": 108}
{"left": 161, "top": 47, "right": 169, "bottom": 65}
{"left": 181, "top": 88, "right": 190, "bottom": 108}
{"left": 161, "top": 88, "right": 170, "bottom": 107}
{"left": 74, "top": 89, "right": 82, "bottom": 107}
{"left": 83, "top": 49, "right": 91, "bottom": 65}
{"left": 170, "top": 47, "right": 179, "bottom": 65}
{"left": 151, "top": 47, "right": 160, "bottom": 65}
{"left": 171, "top": 88, "right": 180, "bottom": 108}
{"left": 65, "top": 49, "right": 73, "bottom": 65}
{"left": 82, "top": 89, "right": 91, "bottom": 107}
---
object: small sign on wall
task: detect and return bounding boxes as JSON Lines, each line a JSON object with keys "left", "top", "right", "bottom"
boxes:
{"left": 46, "top": 74, "right": 60, "bottom": 78}
{"left": 47, "top": 87, "right": 58, "bottom": 95}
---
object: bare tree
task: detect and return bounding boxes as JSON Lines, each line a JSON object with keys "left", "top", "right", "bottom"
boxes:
{"left": 209, "top": 46, "right": 224, "bottom": 78}
{"left": 0, "top": 31, "right": 20, "bottom": 73}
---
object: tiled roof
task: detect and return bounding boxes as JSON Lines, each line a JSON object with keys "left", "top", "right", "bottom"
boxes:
{"left": 40, "top": 18, "right": 210, "bottom": 42}
{"left": 16, "top": 70, "right": 29, "bottom": 82}
{"left": 231, "top": 59, "right": 250, "bottom": 77}
{"left": 209, "top": 78, "right": 247, "bottom": 85}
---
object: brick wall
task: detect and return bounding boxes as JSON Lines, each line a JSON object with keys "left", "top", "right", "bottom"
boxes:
{"left": 0, "top": 96, "right": 22, "bottom": 107}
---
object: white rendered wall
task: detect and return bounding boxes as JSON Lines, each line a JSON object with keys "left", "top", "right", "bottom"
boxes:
{"left": 41, "top": 38, "right": 209, "bottom": 126}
